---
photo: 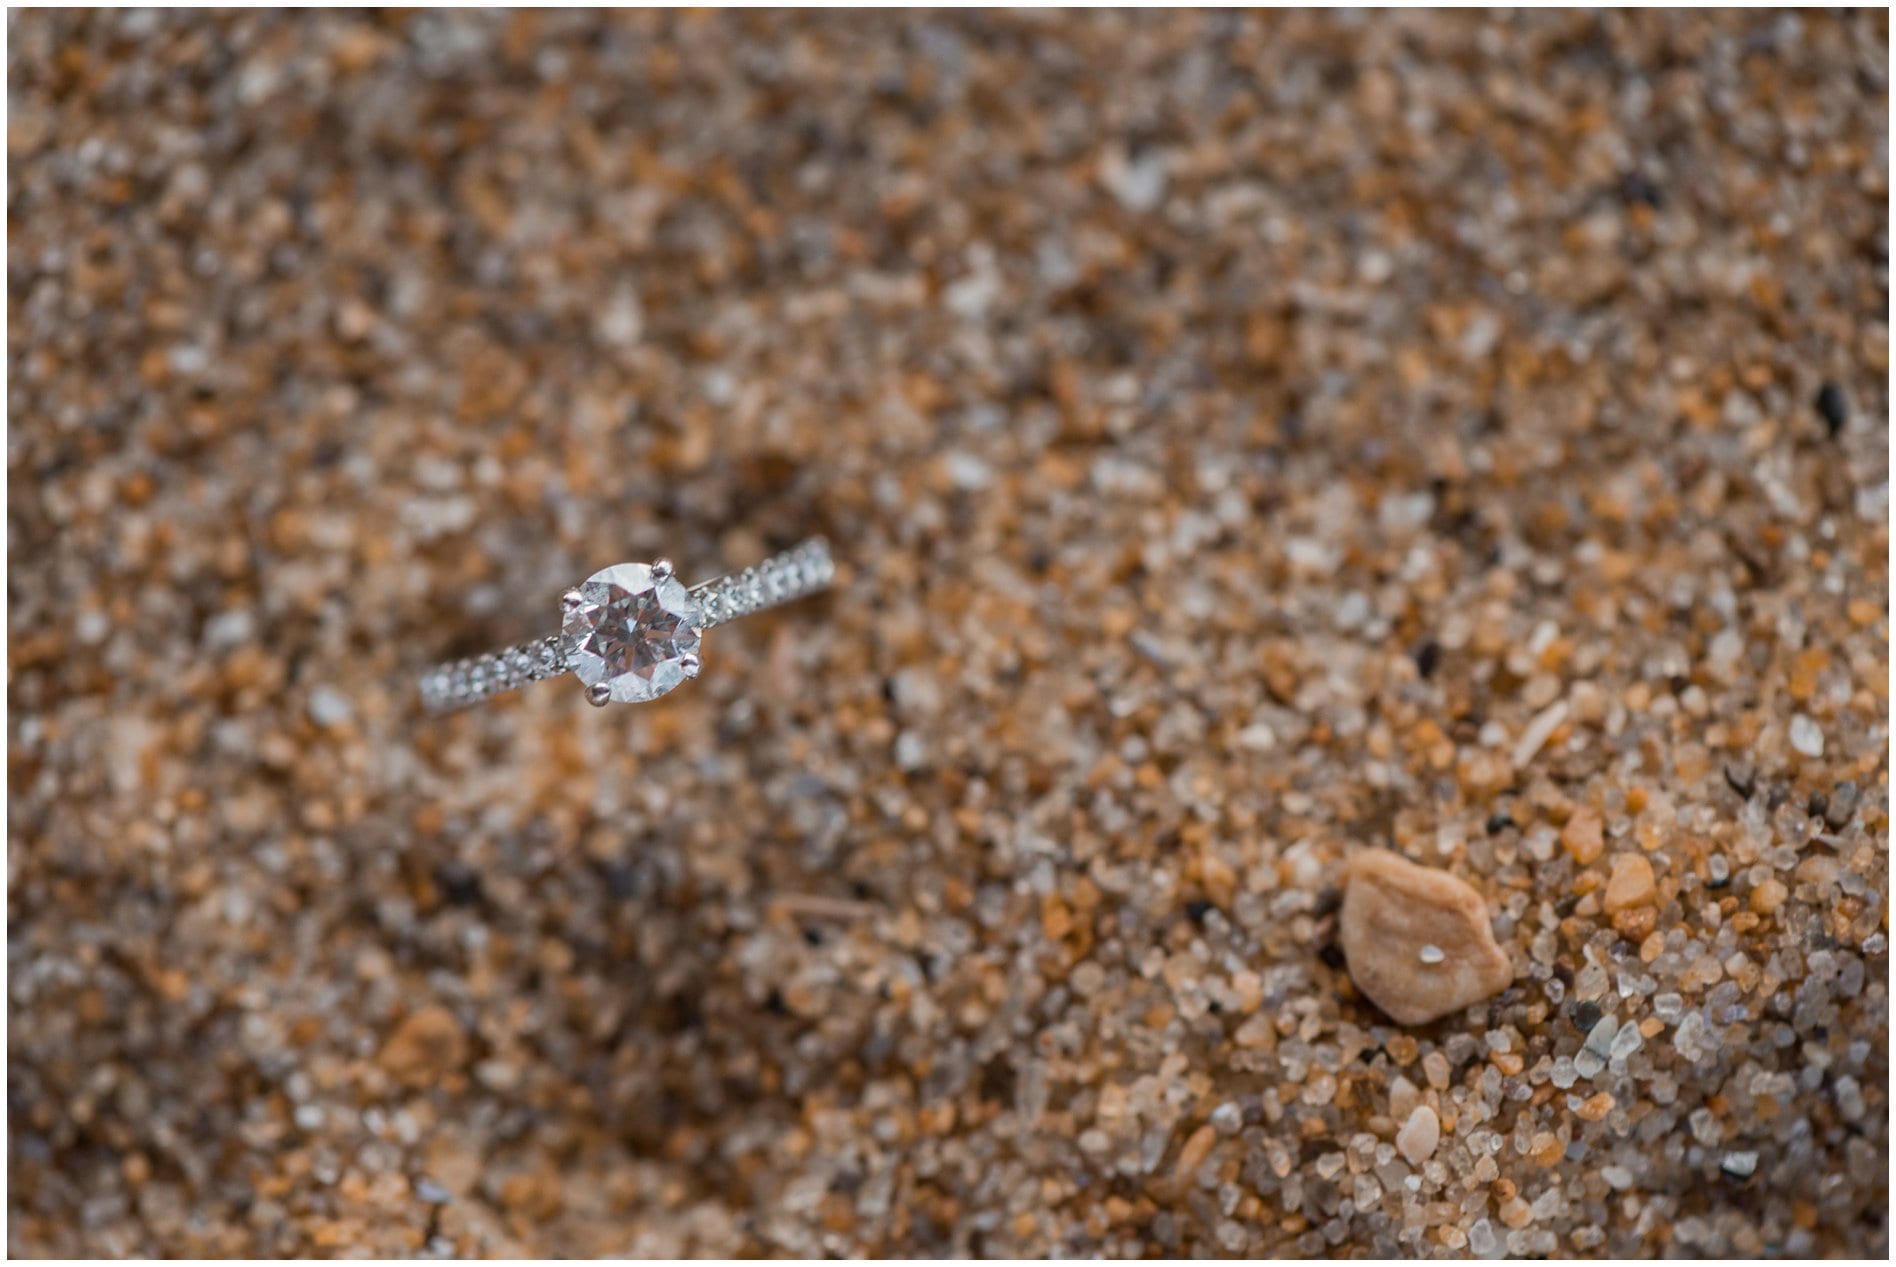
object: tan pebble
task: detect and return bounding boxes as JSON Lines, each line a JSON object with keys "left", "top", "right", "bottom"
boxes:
{"left": 121, "top": 1152, "right": 151, "bottom": 1186}
{"left": 1603, "top": 852, "right": 1656, "bottom": 913}
{"left": 1561, "top": 807, "right": 1605, "bottom": 865}
{"left": 1174, "top": 1123, "right": 1218, "bottom": 1184}
{"left": 1389, "top": 1074, "right": 1421, "bottom": 1120}
{"left": 1612, "top": 904, "right": 1658, "bottom": 941}
{"left": 1340, "top": 850, "right": 1513, "bottom": 1026}
{"left": 424, "top": 1131, "right": 484, "bottom": 1197}
{"left": 1796, "top": 855, "right": 1842, "bottom": 886}
{"left": 1576, "top": 1092, "right": 1615, "bottom": 1122}
{"left": 1568, "top": 680, "right": 1605, "bottom": 725}
{"left": 1396, "top": 1104, "right": 1440, "bottom": 1165}
{"left": 1499, "top": 1196, "right": 1533, "bottom": 1229}
{"left": 378, "top": 1005, "right": 468, "bottom": 1087}
{"left": 1750, "top": 878, "right": 1788, "bottom": 915}
{"left": 1234, "top": 1013, "right": 1275, "bottom": 1049}
{"left": 1421, "top": 1050, "right": 1451, "bottom": 1090}
{"left": 1522, "top": 673, "right": 1562, "bottom": 709}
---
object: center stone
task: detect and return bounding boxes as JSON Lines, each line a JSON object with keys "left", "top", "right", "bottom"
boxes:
{"left": 562, "top": 562, "right": 705, "bottom": 703}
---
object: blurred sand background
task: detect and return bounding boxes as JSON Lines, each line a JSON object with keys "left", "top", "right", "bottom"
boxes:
{"left": 8, "top": 10, "right": 1887, "bottom": 1257}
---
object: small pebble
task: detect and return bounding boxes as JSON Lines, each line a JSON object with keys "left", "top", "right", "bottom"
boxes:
{"left": 1340, "top": 850, "right": 1514, "bottom": 1025}
{"left": 1562, "top": 807, "right": 1606, "bottom": 865}
{"left": 1389, "top": 1074, "right": 1422, "bottom": 1121}
{"left": 1468, "top": 1218, "right": 1499, "bottom": 1256}
{"left": 1172, "top": 1123, "right": 1217, "bottom": 1185}
{"left": 1396, "top": 1105, "right": 1441, "bottom": 1165}
{"left": 307, "top": 684, "right": 353, "bottom": 728}
{"left": 1815, "top": 381, "right": 1848, "bottom": 436}
{"left": 1825, "top": 781, "right": 1860, "bottom": 829}
{"left": 378, "top": 1006, "right": 468, "bottom": 1087}
{"left": 1604, "top": 854, "right": 1657, "bottom": 913}
{"left": 1575, "top": 1092, "right": 1616, "bottom": 1122}
{"left": 1511, "top": 700, "right": 1569, "bottom": 769}
{"left": 1607, "top": 857, "right": 1653, "bottom": 914}
{"left": 1789, "top": 715, "right": 1825, "bottom": 757}
{"left": 1583, "top": 1014, "right": 1620, "bottom": 1060}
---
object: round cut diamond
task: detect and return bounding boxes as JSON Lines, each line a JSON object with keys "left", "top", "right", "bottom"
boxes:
{"left": 562, "top": 563, "right": 704, "bottom": 703}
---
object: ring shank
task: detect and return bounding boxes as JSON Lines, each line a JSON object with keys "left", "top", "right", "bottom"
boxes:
{"left": 689, "top": 537, "right": 835, "bottom": 629}
{"left": 417, "top": 633, "right": 568, "bottom": 713}
{"left": 417, "top": 537, "right": 833, "bottom": 714}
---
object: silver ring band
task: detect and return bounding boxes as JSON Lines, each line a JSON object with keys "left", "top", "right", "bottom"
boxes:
{"left": 418, "top": 537, "right": 834, "bottom": 714}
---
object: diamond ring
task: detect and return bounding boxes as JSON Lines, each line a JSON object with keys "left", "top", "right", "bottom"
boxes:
{"left": 418, "top": 537, "right": 834, "bottom": 713}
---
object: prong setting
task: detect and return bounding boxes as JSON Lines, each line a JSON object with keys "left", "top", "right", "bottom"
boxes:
{"left": 586, "top": 681, "right": 612, "bottom": 707}
{"left": 679, "top": 653, "right": 701, "bottom": 679}
{"left": 561, "top": 588, "right": 585, "bottom": 612}
{"left": 561, "top": 561, "right": 705, "bottom": 705}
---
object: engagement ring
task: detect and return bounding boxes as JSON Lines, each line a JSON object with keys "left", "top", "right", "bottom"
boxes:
{"left": 419, "top": 537, "right": 834, "bottom": 713}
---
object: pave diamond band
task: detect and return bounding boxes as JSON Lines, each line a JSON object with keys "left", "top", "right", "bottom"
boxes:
{"left": 418, "top": 537, "right": 834, "bottom": 714}
{"left": 690, "top": 536, "right": 836, "bottom": 630}
{"left": 418, "top": 633, "right": 571, "bottom": 713}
